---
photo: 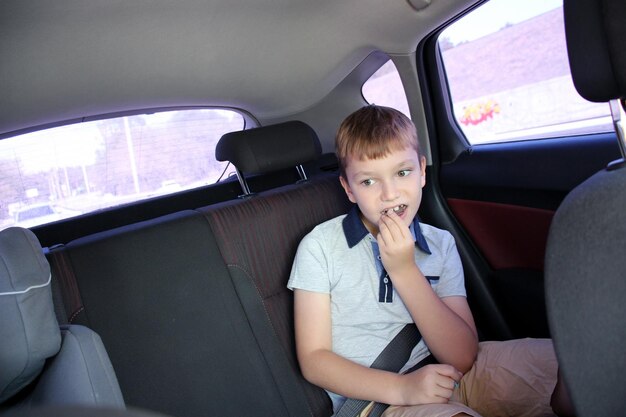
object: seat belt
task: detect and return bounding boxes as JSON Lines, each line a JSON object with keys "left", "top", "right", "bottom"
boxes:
{"left": 333, "top": 323, "right": 425, "bottom": 417}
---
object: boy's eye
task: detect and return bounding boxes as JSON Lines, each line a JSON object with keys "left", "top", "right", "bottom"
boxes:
{"left": 361, "top": 178, "right": 375, "bottom": 186}
{"left": 398, "top": 169, "right": 412, "bottom": 177}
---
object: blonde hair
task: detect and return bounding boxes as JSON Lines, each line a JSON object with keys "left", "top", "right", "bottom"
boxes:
{"left": 335, "top": 105, "right": 420, "bottom": 177}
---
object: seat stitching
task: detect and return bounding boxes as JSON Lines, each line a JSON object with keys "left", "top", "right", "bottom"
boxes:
{"left": 226, "top": 263, "right": 279, "bottom": 339}
{"left": 69, "top": 306, "right": 85, "bottom": 324}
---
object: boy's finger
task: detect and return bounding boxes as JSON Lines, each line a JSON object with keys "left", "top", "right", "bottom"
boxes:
{"left": 377, "top": 220, "right": 392, "bottom": 246}
{"left": 380, "top": 212, "right": 404, "bottom": 238}
{"left": 435, "top": 376, "right": 459, "bottom": 391}
{"left": 379, "top": 223, "right": 400, "bottom": 247}
{"left": 434, "top": 364, "right": 463, "bottom": 382}
{"left": 382, "top": 211, "right": 402, "bottom": 232}
{"left": 430, "top": 390, "right": 451, "bottom": 403}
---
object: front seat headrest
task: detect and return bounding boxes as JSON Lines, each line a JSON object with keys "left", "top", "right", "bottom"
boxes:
{"left": 564, "top": 0, "right": 626, "bottom": 102}
{"left": 0, "top": 227, "right": 61, "bottom": 403}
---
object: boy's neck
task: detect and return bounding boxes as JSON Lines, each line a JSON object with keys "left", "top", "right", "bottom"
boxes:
{"left": 358, "top": 211, "right": 379, "bottom": 236}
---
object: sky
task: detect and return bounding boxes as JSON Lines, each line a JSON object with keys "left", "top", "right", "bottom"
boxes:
{"left": 0, "top": 122, "right": 103, "bottom": 174}
{"left": 442, "top": 0, "right": 562, "bottom": 45}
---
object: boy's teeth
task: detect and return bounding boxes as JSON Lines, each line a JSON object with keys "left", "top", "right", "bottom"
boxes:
{"left": 383, "top": 204, "right": 406, "bottom": 215}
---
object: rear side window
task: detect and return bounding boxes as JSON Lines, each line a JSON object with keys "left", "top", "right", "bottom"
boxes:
{"left": 439, "top": 0, "right": 613, "bottom": 144}
{"left": 1, "top": 109, "right": 243, "bottom": 230}
{"left": 362, "top": 59, "right": 411, "bottom": 118}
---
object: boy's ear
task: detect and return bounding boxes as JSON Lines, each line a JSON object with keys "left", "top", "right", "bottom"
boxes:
{"left": 339, "top": 175, "right": 357, "bottom": 204}
{"left": 420, "top": 155, "right": 427, "bottom": 188}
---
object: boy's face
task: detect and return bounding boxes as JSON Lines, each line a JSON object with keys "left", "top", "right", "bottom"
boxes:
{"left": 340, "top": 146, "right": 426, "bottom": 236}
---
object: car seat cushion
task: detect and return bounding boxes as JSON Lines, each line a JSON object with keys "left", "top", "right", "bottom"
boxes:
{"left": 25, "top": 325, "right": 125, "bottom": 408}
{"left": 0, "top": 227, "right": 61, "bottom": 403}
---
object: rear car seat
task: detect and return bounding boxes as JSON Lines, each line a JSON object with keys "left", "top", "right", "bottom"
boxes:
{"left": 48, "top": 210, "right": 312, "bottom": 417}
{"left": 46, "top": 121, "right": 352, "bottom": 417}
{"left": 198, "top": 175, "right": 351, "bottom": 417}
{"left": 201, "top": 121, "right": 352, "bottom": 417}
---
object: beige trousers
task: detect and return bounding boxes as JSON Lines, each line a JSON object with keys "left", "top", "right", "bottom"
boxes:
{"left": 380, "top": 338, "right": 559, "bottom": 417}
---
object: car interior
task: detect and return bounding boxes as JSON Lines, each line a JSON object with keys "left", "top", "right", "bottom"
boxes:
{"left": 0, "top": 0, "right": 624, "bottom": 416}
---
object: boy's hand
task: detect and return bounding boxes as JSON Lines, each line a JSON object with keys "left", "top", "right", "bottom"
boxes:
{"left": 377, "top": 211, "right": 416, "bottom": 277}
{"left": 398, "top": 364, "right": 462, "bottom": 405}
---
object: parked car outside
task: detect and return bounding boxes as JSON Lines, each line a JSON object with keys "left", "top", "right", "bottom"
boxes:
{"left": 13, "top": 202, "right": 81, "bottom": 229}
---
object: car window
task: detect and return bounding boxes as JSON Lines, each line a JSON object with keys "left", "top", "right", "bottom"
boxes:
{"left": 362, "top": 59, "right": 411, "bottom": 118}
{"left": 0, "top": 109, "right": 243, "bottom": 231}
{"left": 439, "top": 0, "right": 613, "bottom": 144}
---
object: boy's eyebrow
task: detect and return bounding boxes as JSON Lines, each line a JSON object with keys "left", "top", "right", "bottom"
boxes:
{"left": 395, "top": 159, "right": 417, "bottom": 168}
{"left": 351, "top": 159, "right": 417, "bottom": 177}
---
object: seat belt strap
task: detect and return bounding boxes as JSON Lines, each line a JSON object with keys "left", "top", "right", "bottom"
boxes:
{"left": 333, "top": 323, "right": 422, "bottom": 417}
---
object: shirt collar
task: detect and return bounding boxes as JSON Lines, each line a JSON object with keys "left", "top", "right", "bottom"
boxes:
{"left": 342, "top": 205, "right": 431, "bottom": 254}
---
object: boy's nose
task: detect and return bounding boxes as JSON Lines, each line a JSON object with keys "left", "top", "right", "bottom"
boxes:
{"left": 381, "top": 181, "right": 400, "bottom": 202}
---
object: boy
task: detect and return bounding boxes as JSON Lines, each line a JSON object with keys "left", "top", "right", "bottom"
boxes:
{"left": 288, "top": 105, "right": 565, "bottom": 417}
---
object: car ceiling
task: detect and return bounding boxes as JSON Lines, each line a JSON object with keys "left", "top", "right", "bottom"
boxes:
{"left": 0, "top": 0, "right": 476, "bottom": 139}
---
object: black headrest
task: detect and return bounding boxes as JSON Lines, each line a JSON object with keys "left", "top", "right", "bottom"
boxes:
{"left": 0, "top": 227, "right": 61, "bottom": 403}
{"left": 564, "top": 0, "right": 626, "bottom": 102}
{"left": 216, "top": 121, "right": 322, "bottom": 175}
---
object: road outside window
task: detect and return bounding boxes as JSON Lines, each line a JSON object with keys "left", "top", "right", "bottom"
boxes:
{"left": 0, "top": 109, "right": 243, "bottom": 231}
{"left": 439, "top": 0, "right": 613, "bottom": 144}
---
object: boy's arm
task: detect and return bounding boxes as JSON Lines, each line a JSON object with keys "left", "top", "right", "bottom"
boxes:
{"left": 378, "top": 212, "right": 478, "bottom": 373}
{"left": 294, "top": 288, "right": 462, "bottom": 406}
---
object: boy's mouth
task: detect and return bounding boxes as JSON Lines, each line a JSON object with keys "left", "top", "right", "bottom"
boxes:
{"left": 381, "top": 204, "right": 407, "bottom": 216}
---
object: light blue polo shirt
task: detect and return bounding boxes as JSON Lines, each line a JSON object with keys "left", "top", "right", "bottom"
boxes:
{"left": 287, "top": 206, "right": 466, "bottom": 411}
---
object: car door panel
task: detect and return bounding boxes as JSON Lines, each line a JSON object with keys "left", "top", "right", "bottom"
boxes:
{"left": 438, "top": 132, "right": 620, "bottom": 338}
{"left": 446, "top": 198, "right": 553, "bottom": 271}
